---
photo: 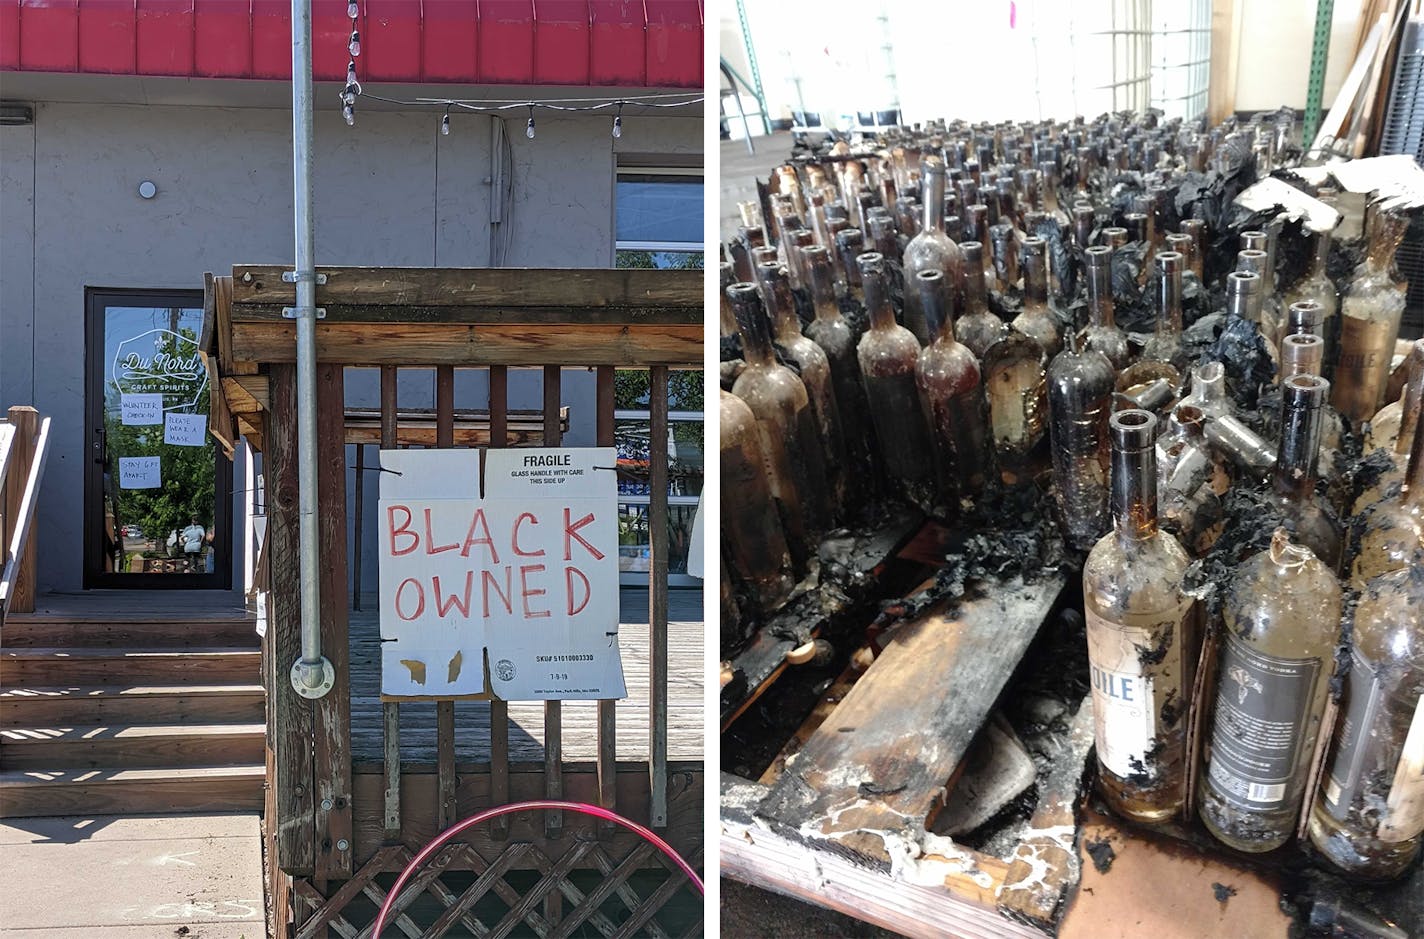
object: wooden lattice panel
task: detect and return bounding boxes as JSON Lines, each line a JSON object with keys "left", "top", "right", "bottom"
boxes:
{"left": 289, "top": 841, "right": 702, "bottom": 939}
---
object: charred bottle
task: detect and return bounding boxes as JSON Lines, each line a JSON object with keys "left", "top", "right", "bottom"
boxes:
{"left": 983, "top": 327, "right": 1048, "bottom": 484}
{"left": 1048, "top": 325, "right": 1115, "bottom": 549}
{"left": 759, "top": 261, "right": 848, "bottom": 516}
{"left": 1335, "top": 205, "right": 1408, "bottom": 425}
{"left": 902, "top": 160, "right": 965, "bottom": 346}
{"left": 1264, "top": 375, "right": 1344, "bottom": 570}
{"left": 955, "top": 241, "right": 1008, "bottom": 359}
{"left": 1141, "top": 251, "right": 1189, "bottom": 374}
{"left": 914, "top": 270, "right": 992, "bottom": 505}
{"left": 1240, "top": 230, "right": 1285, "bottom": 342}
{"left": 1356, "top": 341, "right": 1424, "bottom": 517}
{"left": 1011, "top": 237, "right": 1062, "bottom": 357}
{"left": 1282, "top": 228, "right": 1340, "bottom": 373}
{"left": 804, "top": 245, "right": 877, "bottom": 489}
{"left": 1308, "top": 564, "right": 1424, "bottom": 879}
{"left": 728, "top": 283, "right": 830, "bottom": 557}
{"left": 1084, "top": 409, "right": 1197, "bottom": 823}
{"left": 720, "top": 389, "right": 796, "bottom": 609}
{"left": 1200, "top": 528, "right": 1342, "bottom": 853}
{"left": 1350, "top": 402, "right": 1424, "bottom": 583}
{"left": 1156, "top": 404, "right": 1227, "bottom": 556}
{"left": 1083, "top": 245, "right": 1130, "bottom": 370}
{"left": 856, "top": 253, "right": 935, "bottom": 502}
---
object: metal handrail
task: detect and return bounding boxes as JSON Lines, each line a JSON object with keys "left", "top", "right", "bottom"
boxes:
{"left": 0, "top": 416, "right": 51, "bottom": 624}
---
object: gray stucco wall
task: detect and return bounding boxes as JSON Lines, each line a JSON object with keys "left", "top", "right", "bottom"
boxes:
{"left": 0, "top": 98, "right": 700, "bottom": 594}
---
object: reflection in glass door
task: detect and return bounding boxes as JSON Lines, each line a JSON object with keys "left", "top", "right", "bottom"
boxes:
{"left": 85, "top": 289, "right": 231, "bottom": 588}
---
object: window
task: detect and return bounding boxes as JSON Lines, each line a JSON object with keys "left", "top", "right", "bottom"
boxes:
{"left": 615, "top": 168, "right": 704, "bottom": 270}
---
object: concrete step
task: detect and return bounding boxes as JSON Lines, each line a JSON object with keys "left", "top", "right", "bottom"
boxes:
{"left": 0, "top": 684, "right": 265, "bottom": 727}
{"left": 1, "top": 616, "right": 257, "bottom": 649}
{"left": 0, "top": 723, "right": 265, "bottom": 770}
{"left": 0, "top": 765, "right": 265, "bottom": 817}
{"left": 0, "top": 648, "right": 260, "bottom": 686}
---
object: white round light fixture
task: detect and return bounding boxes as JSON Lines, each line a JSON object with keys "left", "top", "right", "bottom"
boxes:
{"left": 137, "top": 180, "right": 158, "bottom": 200}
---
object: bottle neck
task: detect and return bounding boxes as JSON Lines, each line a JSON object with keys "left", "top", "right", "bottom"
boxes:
{"left": 730, "top": 289, "right": 775, "bottom": 366}
{"left": 806, "top": 253, "right": 842, "bottom": 324}
{"left": 1086, "top": 255, "right": 1115, "bottom": 328}
{"left": 922, "top": 169, "right": 946, "bottom": 234}
{"left": 1112, "top": 433, "right": 1159, "bottom": 542}
{"left": 1023, "top": 251, "right": 1048, "bottom": 304}
{"left": 1308, "top": 230, "right": 1330, "bottom": 277}
{"left": 1157, "top": 262, "right": 1182, "bottom": 336}
{"left": 962, "top": 257, "right": 989, "bottom": 316}
{"left": 918, "top": 274, "right": 956, "bottom": 344}
{"left": 1273, "top": 378, "right": 1326, "bottom": 501}
{"left": 862, "top": 263, "right": 898, "bottom": 331}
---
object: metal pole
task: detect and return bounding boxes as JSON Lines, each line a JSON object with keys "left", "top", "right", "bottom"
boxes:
{"left": 289, "top": 0, "right": 333, "bottom": 699}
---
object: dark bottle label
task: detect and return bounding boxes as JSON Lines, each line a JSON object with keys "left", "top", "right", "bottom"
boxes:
{"left": 1321, "top": 649, "right": 1382, "bottom": 817}
{"left": 1206, "top": 635, "right": 1321, "bottom": 811}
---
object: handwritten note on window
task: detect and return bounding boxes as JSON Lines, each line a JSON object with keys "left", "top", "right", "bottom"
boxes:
{"left": 118, "top": 456, "right": 162, "bottom": 490}
{"left": 163, "top": 412, "right": 208, "bottom": 447}
{"left": 120, "top": 393, "right": 164, "bottom": 426}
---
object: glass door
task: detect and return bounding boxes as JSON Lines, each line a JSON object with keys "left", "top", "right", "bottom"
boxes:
{"left": 84, "top": 289, "right": 232, "bottom": 588}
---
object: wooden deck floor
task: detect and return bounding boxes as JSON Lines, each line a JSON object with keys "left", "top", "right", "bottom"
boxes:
{"left": 347, "top": 608, "right": 705, "bottom": 766}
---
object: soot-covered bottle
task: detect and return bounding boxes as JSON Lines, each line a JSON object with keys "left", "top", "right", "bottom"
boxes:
{"left": 1083, "top": 245, "right": 1130, "bottom": 371}
{"left": 1200, "top": 527, "right": 1342, "bottom": 853}
{"left": 720, "top": 389, "right": 796, "bottom": 607}
{"left": 914, "top": 269, "right": 992, "bottom": 505}
{"left": 856, "top": 253, "right": 935, "bottom": 503}
{"left": 1336, "top": 205, "right": 1408, "bottom": 425}
{"left": 804, "top": 244, "right": 877, "bottom": 491}
{"left": 728, "top": 283, "right": 830, "bottom": 555}
{"left": 1048, "top": 324, "right": 1115, "bottom": 550}
{"left": 1011, "top": 236, "right": 1063, "bottom": 357}
{"left": 1308, "top": 564, "right": 1424, "bottom": 879}
{"left": 1084, "top": 409, "right": 1198, "bottom": 823}
{"left": 902, "top": 159, "right": 965, "bottom": 346}
{"left": 955, "top": 241, "right": 1008, "bottom": 359}
{"left": 1268, "top": 375, "right": 1343, "bottom": 570}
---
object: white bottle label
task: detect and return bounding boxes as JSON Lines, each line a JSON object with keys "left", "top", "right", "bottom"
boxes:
{"left": 1086, "top": 608, "right": 1159, "bottom": 779}
{"left": 1381, "top": 696, "right": 1424, "bottom": 843}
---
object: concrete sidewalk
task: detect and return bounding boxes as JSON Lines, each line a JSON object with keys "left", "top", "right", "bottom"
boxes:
{"left": 0, "top": 813, "right": 264, "bottom": 938}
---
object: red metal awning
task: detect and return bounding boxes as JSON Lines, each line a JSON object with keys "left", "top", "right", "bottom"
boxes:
{"left": 0, "top": 1, "right": 703, "bottom": 89}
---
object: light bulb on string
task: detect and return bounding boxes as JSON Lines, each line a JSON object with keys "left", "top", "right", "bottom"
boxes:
{"left": 349, "top": 30, "right": 361, "bottom": 57}
{"left": 347, "top": 1, "right": 359, "bottom": 18}
{"left": 525, "top": 106, "right": 535, "bottom": 139}
{"left": 441, "top": 109, "right": 451, "bottom": 136}
{"left": 343, "top": 103, "right": 355, "bottom": 126}
{"left": 612, "top": 103, "right": 623, "bottom": 139}
{"left": 342, "top": 84, "right": 358, "bottom": 106}
{"left": 347, "top": 60, "right": 358, "bottom": 86}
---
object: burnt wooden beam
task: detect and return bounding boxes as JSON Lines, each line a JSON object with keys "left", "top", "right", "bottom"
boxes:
{"left": 228, "top": 265, "right": 701, "bottom": 325}
{"left": 996, "top": 694, "right": 1095, "bottom": 928}
{"left": 719, "top": 509, "right": 922, "bottom": 730}
{"left": 757, "top": 572, "right": 1066, "bottom": 837}
{"left": 722, "top": 774, "right": 1040, "bottom": 939}
{"left": 228, "top": 322, "right": 701, "bottom": 368}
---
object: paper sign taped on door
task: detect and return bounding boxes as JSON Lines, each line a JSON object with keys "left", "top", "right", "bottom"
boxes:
{"left": 377, "top": 447, "right": 626, "bottom": 701}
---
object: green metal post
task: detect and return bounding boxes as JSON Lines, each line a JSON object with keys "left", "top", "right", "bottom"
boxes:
{"left": 1304, "top": 0, "right": 1335, "bottom": 146}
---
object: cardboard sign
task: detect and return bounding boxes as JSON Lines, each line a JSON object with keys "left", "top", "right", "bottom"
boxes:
{"left": 120, "top": 393, "right": 165, "bottom": 426}
{"left": 163, "top": 412, "right": 208, "bottom": 447}
{"left": 377, "top": 447, "right": 625, "bottom": 701}
{"left": 118, "top": 456, "right": 162, "bottom": 489}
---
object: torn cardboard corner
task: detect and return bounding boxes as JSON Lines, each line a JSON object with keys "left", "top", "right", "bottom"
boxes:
{"left": 376, "top": 446, "right": 627, "bottom": 702}
{"left": 1286, "top": 155, "right": 1424, "bottom": 213}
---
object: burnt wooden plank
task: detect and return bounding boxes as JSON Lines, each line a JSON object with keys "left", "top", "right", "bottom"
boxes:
{"left": 595, "top": 365, "right": 618, "bottom": 837}
{"left": 722, "top": 774, "right": 1035, "bottom": 939}
{"left": 996, "top": 694, "right": 1095, "bottom": 928}
{"left": 314, "top": 362, "right": 354, "bottom": 881}
{"left": 229, "top": 266, "right": 701, "bottom": 322}
{"left": 379, "top": 366, "right": 401, "bottom": 843}
{"left": 543, "top": 365, "right": 564, "bottom": 843}
{"left": 229, "top": 322, "right": 702, "bottom": 368}
{"left": 488, "top": 365, "right": 511, "bottom": 839}
{"left": 719, "top": 509, "right": 922, "bottom": 730}
{"left": 268, "top": 363, "right": 316, "bottom": 875}
{"left": 436, "top": 364, "right": 458, "bottom": 832}
{"left": 648, "top": 366, "right": 669, "bottom": 829}
{"left": 757, "top": 572, "right": 1066, "bottom": 836}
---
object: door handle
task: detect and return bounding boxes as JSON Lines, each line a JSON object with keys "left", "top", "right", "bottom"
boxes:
{"left": 94, "top": 427, "right": 106, "bottom": 465}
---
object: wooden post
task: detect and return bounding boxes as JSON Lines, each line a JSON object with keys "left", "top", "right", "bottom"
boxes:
{"left": 647, "top": 367, "right": 669, "bottom": 828}
{"left": 351, "top": 443, "right": 363, "bottom": 613}
{"left": 1207, "top": 0, "right": 1239, "bottom": 125}
{"left": 435, "top": 365, "right": 458, "bottom": 832}
{"left": 379, "top": 366, "right": 401, "bottom": 843}
{"left": 542, "top": 366, "right": 564, "bottom": 844}
{"left": 267, "top": 365, "right": 316, "bottom": 875}
{"left": 313, "top": 363, "right": 353, "bottom": 880}
{"left": 488, "top": 365, "right": 511, "bottom": 839}
{"left": 5, "top": 406, "right": 38, "bottom": 613}
{"left": 594, "top": 366, "right": 619, "bottom": 838}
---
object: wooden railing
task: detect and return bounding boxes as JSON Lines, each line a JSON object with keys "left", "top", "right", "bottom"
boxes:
{"left": 0, "top": 406, "right": 51, "bottom": 624}
{"left": 207, "top": 266, "right": 703, "bottom": 935}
